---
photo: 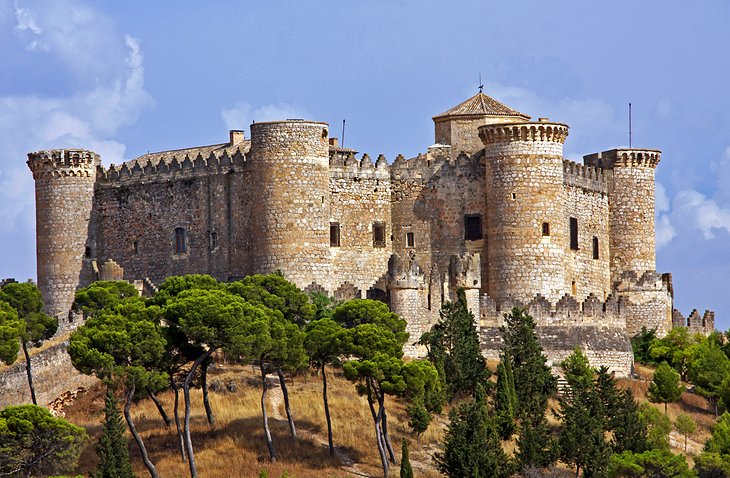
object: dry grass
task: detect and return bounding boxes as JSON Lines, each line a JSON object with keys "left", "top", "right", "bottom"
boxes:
{"left": 65, "top": 365, "right": 445, "bottom": 477}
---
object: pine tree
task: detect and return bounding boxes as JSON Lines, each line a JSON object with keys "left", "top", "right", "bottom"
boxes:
{"left": 95, "top": 388, "right": 135, "bottom": 478}
{"left": 649, "top": 361, "right": 683, "bottom": 414}
{"left": 435, "top": 384, "right": 513, "bottom": 478}
{"left": 611, "top": 389, "right": 649, "bottom": 453}
{"left": 400, "top": 438, "right": 413, "bottom": 478}
{"left": 501, "top": 307, "right": 557, "bottom": 470}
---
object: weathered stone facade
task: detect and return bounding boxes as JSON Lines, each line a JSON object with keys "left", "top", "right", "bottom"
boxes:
{"left": 26, "top": 91, "right": 716, "bottom": 377}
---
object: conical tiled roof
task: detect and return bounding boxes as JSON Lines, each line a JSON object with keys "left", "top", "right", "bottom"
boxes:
{"left": 433, "top": 92, "right": 530, "bottom": 121}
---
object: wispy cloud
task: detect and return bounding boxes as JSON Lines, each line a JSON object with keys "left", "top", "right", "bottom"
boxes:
{"left": 221, "top": 102, "right": 309, "bottom": 133}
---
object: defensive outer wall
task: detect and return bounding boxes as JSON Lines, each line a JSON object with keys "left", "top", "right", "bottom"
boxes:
{"left": 21, "top": 91, "right": 716, "bottom": 390}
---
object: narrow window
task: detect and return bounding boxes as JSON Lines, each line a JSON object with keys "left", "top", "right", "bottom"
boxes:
{"left": 406, "top": 232, "right": 415, "bottom": 248}
{"left": 542, "top": 222, "right": 550, "bottom": 236}
{"left": 464, "top": 214, "right": 483, "bottom": 240}
{"left": 571, "top": 280, "right": 577, "bottom": 296}
{"left": 511, "top": 192, "right": 517, "bottom": 200}
{"left": 373, "top": 222, "right": 386, "bottom": 247}
{"left": 84, "top": 246, "right": 91, "bottom": 258}
{"left": 569, "top": 217, "right": 578, "bottom": 250}
{"left": 175, "top": 227, "right": 187, "bottom": 254}
{"left": 210, "top": 231, "right": 219, "bottom": 250}
{"left": 330, "top": 222, "right": 341, "bottom": 247}
{"left": 133, "top": 241, "right": 139, "bottom": 255}
{"left": 592, "top": 236, "right": 599, "bottom": 259}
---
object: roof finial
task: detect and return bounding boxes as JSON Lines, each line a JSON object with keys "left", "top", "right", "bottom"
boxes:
{"left": 478, "top": 72, "right": 484, "bottom": 93}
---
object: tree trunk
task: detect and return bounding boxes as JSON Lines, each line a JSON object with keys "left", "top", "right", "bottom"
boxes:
{"left": 201, "top": 359, "right": 215, "bottom": 427}
{"left": 124, "top": 383, "right": 160, "bottom": 478}
{"left": 277, "top": 367, "right": 296, "bottom": 438}
{"left": 380, "top": 400, "right": 397, "bottom": 465}
{"left": 22, "top": 341, "right": 36, "bottom": 406}
{"left": 322, "top": 363, "right": 334, "bottom": 455}
{"left": 260, "top": 364, "right": 276, "bottom": 462}
{"left": 146, "top": 386, "right": 171, "bottom": 427}
{"left": 664, "top": 402, "right": 667, "bottom": 415}
{"left": 367, "top": 378, "right": 389, "bottom": 477}
{"left": 183, "top": 350, "right": 214, "bottom": 478}
{"left": 685, "top": 434, "right": 688, "bottom": 452}
{"left": 171, "top": 380, "right": 186, "bottom": 461}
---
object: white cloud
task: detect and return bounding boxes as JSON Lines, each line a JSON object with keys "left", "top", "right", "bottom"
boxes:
{"left": 0, "top": 0, "right": 152, "bottom": 279}
{"left": 672, "top": 189, "right": 730, "bottom": 240}
{"left": 221, "top": 102, "right": 309, "bottom": 133}
{"left": 655, "top": 215, "right": 676, "bottom": 249}
{"left": 656, "top": 182, "right": 670, "bottom": 213}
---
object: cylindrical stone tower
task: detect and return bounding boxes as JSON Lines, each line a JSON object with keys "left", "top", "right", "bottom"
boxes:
{"left": 584, "top": 149, "right": 661, "bottom": 280}
{"left": 479, "top": 120, "right": 570, "bottom": 304}
{"left": 247, "top": 120, "right": 331, "bottom": 289}
{"left": 27, "top": 149, "right": 100, "bottom": 322}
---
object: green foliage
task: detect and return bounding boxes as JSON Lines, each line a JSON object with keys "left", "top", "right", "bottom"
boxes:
{"left": 674, "top": 412, "right": 696, "bottom": 452}
{"left": 435, "top": 385, "right": 513, "bottom": 478}
{"left": 333, "top": 299, "right": 408, "bottom": 347}
{"left": 400, "top": 438, "right": 413, "bottom": 478}
{"left": 94, "top": 389, "right": 134, "bottom": 478}
{"left": 495, "top": 354, "right": 517, "bottom": 439}
{"left": 611, "top": 389, "right": 649, "bottom": 453}
{"left": 149, "top": 274, "right": 220, "bottom": 307}
{"left": 406, "top": 398, "right": 431, "bottom": 436}
{"left": 1, "top": 282, "right": 57, "bottom": 344}
{"left": 304, "top": 318, "right": 346, "bottom": 367}
{"left": 607, "top": 449, "right": 694, "bottom": 478}
{"left": 705, "top": 412, "right": 730, "bottom": 455}
{"left": 689, "top": 341, "right": 730, "bottom": 414}
{"left": 309, "top": 291, "right": 335, "bottom": 320}
{"left": 73, "top": 281, "right": 140, "bottom": 317}
{"left": 501, "top": 307, "right": 557, "bottom": 470}
{"left": 631, "top": 326, "right": 657, "bottom": 364}
{"left": 558, "top": 349, "right": 611, "bottom": 477}
{"left": 648, "top": 361, "right": 683, "bottom": 413}
{"left": 637, "top": 403, "right": 671, "bottom": 451}
{"left": 0, "top": 404, "right": 87, "bottom": 477}
{"left": 694, "top": 452, "right": 730, "bottom": 478}
{"left": 0, "top": 301, "right": 23, "bottom": 365}
{"left": 649, "top": 327, "right": 701, "bottom": 380}
{"left": 227, "top": 274, "right": 315, "bottom": 326}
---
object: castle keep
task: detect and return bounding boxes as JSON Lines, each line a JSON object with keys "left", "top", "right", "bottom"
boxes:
{"left": 27, "top": 91, "right": 715, "bottom": 376}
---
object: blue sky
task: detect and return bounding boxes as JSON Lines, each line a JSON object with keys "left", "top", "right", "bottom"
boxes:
{"left": 1, "top": 0, "right": 729, "bottom": 328}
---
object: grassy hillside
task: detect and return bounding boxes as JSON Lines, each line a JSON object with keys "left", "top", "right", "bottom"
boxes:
{"left": 59, "top": 362, "right": 719, "bottom": 477}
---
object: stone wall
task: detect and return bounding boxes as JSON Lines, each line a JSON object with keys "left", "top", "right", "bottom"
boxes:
{"left": 673, "top": 309, "right": 715, "bottom": 336}
{"left": 614, "top": 271, "right": 673, "bottom": 337}
{"left": 0, "top": 341, "right": 98, "bottom": 407}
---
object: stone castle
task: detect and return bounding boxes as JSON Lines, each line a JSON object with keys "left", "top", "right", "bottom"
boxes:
{"left": 26, "top": 91, "right": 716, "bottom": 376}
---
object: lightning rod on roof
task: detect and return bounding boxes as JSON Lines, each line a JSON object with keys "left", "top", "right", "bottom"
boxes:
{"left": 478, "top": 72, "right": 484, "bottom": 93}
{"left": 629, "top": 102, "right": 632, "bottom": 148}
{"left": 341, "top": 119, "right": 346, "bottom": 149}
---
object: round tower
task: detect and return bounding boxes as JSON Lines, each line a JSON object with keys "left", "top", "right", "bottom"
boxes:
{"left": 247, "top": 120, "right": 331, "bottom": 290}
{"left": 479, "top": 120, "right": 570, "bottom": 304}
{"left": 27, "top": 149, "right": 100, "bottom": 322}
{"left": 583, "top": 149, "right": 661, "bottom": 280}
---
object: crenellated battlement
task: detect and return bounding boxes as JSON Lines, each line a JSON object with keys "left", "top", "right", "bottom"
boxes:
{"left": 329, "top": 152, "right": 390, "bottom": 180}
{"left": 480, "top": 292, "right": 625, "bottom": 329}
{"left": 614, "top": 270, "right": 671, "bottom": 292}
{"left": 583, "top": 148, "right": 661, "bottom": 170}
{"left": 95, "top": 149, "right": 246, "bottom": 186}
{"left": 563, "top": 159, "right": 609, "bottom": 194}
{"left": 478, "top": 121, "right": 570, "bottom": 145}
{"left": 390, "top": 149, "right": 482, "bottom": 183}
{"left": 27, "top": 149, "right": 100, "bottom": 180}
{"left": 672, "top": 308, "right": 715, "bottom": 336}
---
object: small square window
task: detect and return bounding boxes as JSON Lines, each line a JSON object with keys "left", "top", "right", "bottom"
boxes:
{"left": 406, "top": 232, "right": 415, "bottom": 248}
{"left": 330, "top": 222, "right": 341, "bottom": 247}
{"left": 464, "top": 214, "right": 482, "bottom": 241}
{"left": 373, "top": 222, "right": 386, "bottom": 247}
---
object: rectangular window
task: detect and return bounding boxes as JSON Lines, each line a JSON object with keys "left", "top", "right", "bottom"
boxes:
{"left": 406, "top": 232, "right": 415, "bottom": 248}
{"left": 464, "top": 214, "right": 483, "bottom": 240}
{"left": 542, "top": 222, "right": 550, "bottom": 236}
{"left": 592, "top": 236, "right": 599, "bottom": 259}
{"left": 569, "top": 217, "right": 578, "bottom": 250}
{"left": 373, "top": 222, "right": 386, "bottom": 247}
{"left": 133, "top": 241, "right": 139, "bottom": 255}
{"left": 210, "top": 231, "right": 219, "bottom": 250}
{"left": 175, "top": 227, "right": 187, "bottom": 254}
{"left": 330, "top": 222, "right": 341, "bottom": 247}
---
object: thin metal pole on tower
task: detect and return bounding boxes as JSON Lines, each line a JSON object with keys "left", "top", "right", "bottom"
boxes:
{"left": 629, "top": 102, "right": 632, "bottom": 148}
{"left": 341, "top": 119, "right": 346, "bottom": 149}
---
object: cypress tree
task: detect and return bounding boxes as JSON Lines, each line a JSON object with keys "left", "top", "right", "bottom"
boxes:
{"left": 95, "top": 388, "right": 135, "bottom": 478}
{"left": 400, "top": 438, "right": 413, "bottom": 478}
{"left": 501, "top": 307, "right": 557, "bottom": 470}
{"left": 495, "top": 354, "right": 517, "bottom": 439}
